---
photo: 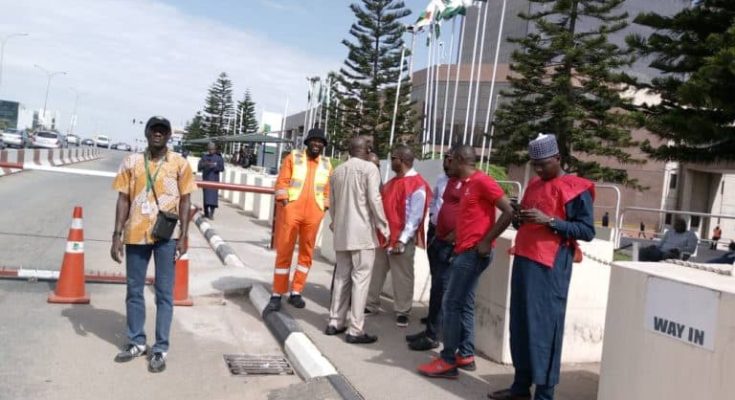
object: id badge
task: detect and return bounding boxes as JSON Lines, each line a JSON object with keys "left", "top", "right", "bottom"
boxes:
{"left": 141, "top": 201, "right": 151, "bottom": 215}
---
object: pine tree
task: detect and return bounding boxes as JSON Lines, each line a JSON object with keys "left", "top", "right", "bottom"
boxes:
{"left": 493, "top": 0, "right": 645, "bottom": 187}
{"left": 203, "top": 72, "right": 234, "bottom": 137}
{"left": 236, "top": 90, "right": 258, "bottom": 134}
{"left": 185, "top": 112, "right": 206, "bottom": 141}
{"left": 323, "top": 72, "right": 349, "bottom": 152}
{"left": 627, "top": 0, "right": 735, "bottom": 162}
{"left": 339, "top": 0, "right": 416, "bottom": 157}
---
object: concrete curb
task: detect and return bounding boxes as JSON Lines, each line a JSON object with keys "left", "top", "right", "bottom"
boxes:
{"left": 192, "top": 219, "right": 363, "bottom": 400}
{"left": 193, "top": 215, "right": 245, "bottom": 268}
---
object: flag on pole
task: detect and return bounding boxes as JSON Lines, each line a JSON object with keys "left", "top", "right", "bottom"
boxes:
{"left": 415, "top": 0, "right": 446, "bottom": 31}
{"left": 440, "top": 0, "right": 475, "bottom": 21}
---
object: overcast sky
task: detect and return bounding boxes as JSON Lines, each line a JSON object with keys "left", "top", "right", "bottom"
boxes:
{"left": 0, "top": 0, "right": 424, "bottom": 143}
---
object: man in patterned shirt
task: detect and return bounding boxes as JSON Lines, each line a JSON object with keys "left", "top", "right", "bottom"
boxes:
{"left": 110, "top": 116, "right": 197, "bottom": 373}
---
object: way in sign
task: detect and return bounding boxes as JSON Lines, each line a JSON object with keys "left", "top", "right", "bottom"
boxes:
{"left": 653, "top": 316, "right": 705, "bottom": 346}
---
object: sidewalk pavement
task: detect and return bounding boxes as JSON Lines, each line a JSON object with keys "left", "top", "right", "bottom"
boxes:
{"left": 201, "top": 202, "right": 601, "bottom": 400}
{"left": 0, "top": 220, "right": 306, "bottom": 400}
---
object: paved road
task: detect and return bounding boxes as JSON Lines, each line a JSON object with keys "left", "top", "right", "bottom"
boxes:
{"left": 0, "top": 151, "right": 310, "bottom": 399}
{"left": 0, "top": 150, "right": 125, "bottom": 272}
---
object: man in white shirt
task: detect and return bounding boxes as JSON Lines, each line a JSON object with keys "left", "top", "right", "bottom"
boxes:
{"left": 366, "top": 145, "right": 432, "bottom": 327}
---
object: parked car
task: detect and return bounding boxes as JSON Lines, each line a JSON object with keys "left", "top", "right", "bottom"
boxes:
{"left": 66, "top": 134, "right": 80, "bottom": 146}
{"left": 1, "top": 128, "right": 32, "bottom": 148}
{"left": 95, "top": 135, "right": 110, "bottom": 148}
{"left": 32, "top": 131, "right": 62, "bottom": 149}
{"left": 116, "top": 142, "right": 132, "bottom": 151}
{"left": 110, "top": 142, "right": 118, "bottom": 150}
{"left": 81, "top": 138, "right": 94, "bottom": 146}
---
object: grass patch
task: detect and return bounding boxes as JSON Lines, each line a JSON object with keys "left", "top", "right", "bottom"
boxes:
{"left": 613, "top": 251, "right": 632, "bottom": 262}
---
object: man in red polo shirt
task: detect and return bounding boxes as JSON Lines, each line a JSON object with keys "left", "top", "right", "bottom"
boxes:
{"left": 406, "top": 154, "right": 462, "bottom": 351}
{"left": 418, "top": 144, "right": 513, "bottom": 378}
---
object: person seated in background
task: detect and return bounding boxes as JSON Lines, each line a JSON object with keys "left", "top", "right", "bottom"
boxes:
{"left": 707, "top": 240, "right": 735, "bottom": 264}
{"left": 639, "top": 218, "right": 698, "bottom": 261}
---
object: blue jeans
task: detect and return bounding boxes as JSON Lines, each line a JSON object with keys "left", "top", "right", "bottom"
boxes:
{"left": 425, "top": 238, "right": 453, "bottom": 340}
{"left": 125, "top": 239, "right": 176, "bottom": 353}
{"left": 440, "top": 249, "right": 493, "bottom": 363}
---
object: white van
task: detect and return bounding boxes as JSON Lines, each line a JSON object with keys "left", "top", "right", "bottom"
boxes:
{"left": 95, "top": 135, "right": 110, "bottom": 148}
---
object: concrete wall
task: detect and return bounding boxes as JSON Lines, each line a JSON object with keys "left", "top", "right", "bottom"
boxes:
{"left": 598, "top": 261, "right": 735, "bottom": 400}
{"left": 475, "top": 231, "right": 613, "bottom": 364}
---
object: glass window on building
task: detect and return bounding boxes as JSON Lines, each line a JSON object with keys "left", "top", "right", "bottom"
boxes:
{"left": 669, "top": 173, "right": 678, "bottom": 190}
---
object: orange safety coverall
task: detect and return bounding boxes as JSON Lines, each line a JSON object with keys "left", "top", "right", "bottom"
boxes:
{"left": 272, "top": 154, "right": 329, "bottom": 295}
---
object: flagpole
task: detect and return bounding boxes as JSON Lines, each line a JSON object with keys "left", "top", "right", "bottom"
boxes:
{"left": 469, "top": 1, "right": 490, "bottom": 147}
{"left": 324, "top": 78, "right": 332, "bottom": 138}
{"left": 448, "top": 13, "right": 467, "bottom": 149}
{"left": 462, "top": 2, "right": 484, "bottom": 144}
{"left": 421, "top": 27, "right": 434, "bottom": 159}
{"left": 387, "top": 45, "right": 406, "bottom": 157}
{"left": 310, "top": 79, "right": 319, "bottom": 129}
{"left": 431, "top": 40, "right": 442, "bottom": 159}
{"left": 439, "top": 18, "right": 456, "bottom": 159}
{"left": 278, "top": 96, "right": 289, "bottom": 170}
{"left": 310, "top": 80, "right": 317, "bottom": 130}
{"left": 426, "top": 35, "right": 437, "bottom": 159}
{"left": 479, "top": 93, "right": 498, "bottom": 169}
{"left": 408, "top": 27, "right": 417, "bottom": 82}
{"left": 386, "top": 45, "right": 406, "bottom": 181}
{"left": 303, "top": 78, "right": 312, "bottom": 144}
{"left": 482, "top": 0, "right": 507, "bottom": 163}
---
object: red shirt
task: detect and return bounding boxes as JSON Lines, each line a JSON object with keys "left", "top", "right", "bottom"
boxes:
{"left": 436, "top": 177, "right": 463, "bottom": 239}
{"left": 454, "top": 171, "right": 505, "bottom": 253}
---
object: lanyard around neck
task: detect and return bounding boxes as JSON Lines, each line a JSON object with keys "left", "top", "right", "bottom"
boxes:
{"left": 144, "top": 152, "right": 165, "bottom": 193}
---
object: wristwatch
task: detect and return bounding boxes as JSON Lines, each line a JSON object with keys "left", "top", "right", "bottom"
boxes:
{"left": 547, "top": 218, "right": 556, "bottom": 229}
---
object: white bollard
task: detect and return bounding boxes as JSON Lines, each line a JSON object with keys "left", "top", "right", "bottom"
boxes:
{"left": 231, "top": 170, "right": 244, "bottom": 205}
{"left": 224, "top": 168, "right": 235, "bottom": 202}
{"left": 242, "top": 173, "right": 256, "bottom": 213}
{"left": 252, "top": 176, "right": 274, "bottom": 221}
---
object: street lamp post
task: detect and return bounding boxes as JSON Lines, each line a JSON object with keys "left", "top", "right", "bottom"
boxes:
{"left": 68, "top": 88, "right": 80, "bottom": 136}
{"left": 34, "top": 64, "right": 66, "bottom": 129}
{"left": 0, "top": 33, "right": 28, "bottom": 96}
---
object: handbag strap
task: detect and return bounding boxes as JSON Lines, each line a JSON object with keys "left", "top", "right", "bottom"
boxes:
{"left": 145, "top": 152, "right": 165, "bottom": 209}
{"left": 150, "top": 182, "right": 162, "bottom": 209}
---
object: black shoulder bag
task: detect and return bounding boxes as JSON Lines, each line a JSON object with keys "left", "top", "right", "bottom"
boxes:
{"left": 146, "top": 153, "right": 179, "bottom": 240}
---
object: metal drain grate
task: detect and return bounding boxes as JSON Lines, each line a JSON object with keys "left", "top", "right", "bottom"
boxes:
{"left": 223, "top": 354, "right": 293, "bottom": 376}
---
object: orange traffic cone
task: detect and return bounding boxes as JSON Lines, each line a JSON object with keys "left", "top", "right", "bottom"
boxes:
{"left": 173, "top": 252, "right": 193, "bottom": 306}
{"left": 173, "top": 205, "right": 197, "bottom": 306}
{"left": 48, "top": 206, "right": 90, "bottom": 304}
